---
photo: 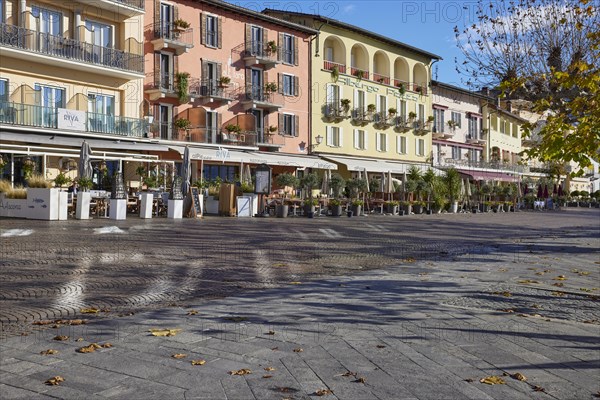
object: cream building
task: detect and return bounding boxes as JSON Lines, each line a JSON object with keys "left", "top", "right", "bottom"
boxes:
{"left": 263, "top": 9, "right": 441, "bottom": 178}
{"left": 0, "top": 0, "right": 163, "bottom": 187}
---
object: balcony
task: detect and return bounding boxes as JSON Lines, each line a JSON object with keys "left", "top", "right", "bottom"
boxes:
{"left": 189, "top": 79, "right": 233, "bottom": 105}
{"left": 236, "top": 41, "right": 280, "bottom": 68}
{"left": 373, "top": 112, "right": 393, "bottom": 128}
{"left": 466, "top": 130, "right": 487, "bottom": 145}
{"left": 148, "top": 123, "right": 257, "bottom": 147}
{"left": 145, "top": 72, "right": 177, "bottom": 101}
{"left": 351, "top": 108, "right": 370, "bottom": 125}
{"left": 323, "top": 101, "right": 349, "bottom": 122}
{"left": 256, "top": 129, "right": 285, "bottom": 151}
{"left": 411, "top": 83, "right": 428, "bottom": 95}
{"left": 323, "top": 60, "right": 347, "bottom": 74}
{"left": 393, "top": 79, "right": 409, "bottom": 91}
{"left": 350, "top": 67, "right": 369, "bottom": 80}
{"left": 91, "top": 0, "right": 145, "bottom": 17}
{"left": 0, "top": 101, "right": 145, "bottom": 138}
{"left": 372, "top": 73, "right": 390, "bottom": 85}
{"left": 149, "top": 22, "right": 193, "bottom": 55}
{"left": 432, "top": 125, "right": 454, "bottom": 139}
{"left": 0, "top": 23, "right": 144, "bottom": 78}
{"left": 413, "top": 119, "right": 433, "bottom": 135}
{"left": 441, "top": 158, "right": 525, "bottom": 173}
{"left": 394, "top": 117, "right": 412, "bottom": 133}
{"left": 240, "top": 86, "right": 283, "bottom": 111}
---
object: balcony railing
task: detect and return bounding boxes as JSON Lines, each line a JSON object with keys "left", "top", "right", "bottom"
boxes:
{"left": 0, "top": 101, "right": 145, "bottom": 137}
{"left": 323, "top": 60, "right": 346, "bottom": 74}
{"left": 440, "top": 158, "right": 526, "bottom": 173}
{"left": 372, "top": 73, "right": 390, "bottom": 85}
{"left": 393, "top": 79, "right": 409, "bottom": 90}
{"left": 411, "top": 83, "right": 428, "bottom": 95}
{"left": 236, "top": 40, "right": 280, "bottom": 67}
{"left": 350, "top": 67, "right": 369, "bottom": 80}
{"left": 373, "top": 112, "right": 393, "bottom": 127}
{"left": 242, "top": 85, "right": 283, "bottom": 109}
{"left": 324, "top": 101, "right": 349, "bottom": 121}
{"left": 149, "top": 123, "right": 257, "bottom": 146}
{"left": 151, "top": 22, "right": 193, "bottom": 50}
{"left": 110, "top": 0, "right": 144, "bottom": 9}
{"left": 351, "top": 107, "right": 370, "bottom": 124}
{"left": 146, "top": 72, "right": 176, "bottom": 93}
{"left": 394, "top": 117, "right": 412, "bottom": 132}
{"left": 0, "top": 23, "right": 143, "bottom": 74}
{"left": 189, "top": 79, "right": 233, "bottom": 101}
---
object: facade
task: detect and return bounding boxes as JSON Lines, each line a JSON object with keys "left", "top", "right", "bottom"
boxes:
{"left": 144, "top": 0, "right": 333, "bottom": 183}
{"left": 0, "top": 0, "right": 162, "bottom": 187}
{"left": 263, "top": 9, "right": 441, "bottom": 178}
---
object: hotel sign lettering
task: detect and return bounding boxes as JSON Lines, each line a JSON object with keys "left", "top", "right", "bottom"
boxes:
{"left": 336, "top": 77, "right": 419, "bottom": 101}
{"left": 57, "top": 108, "right": 86, "bottom": 131}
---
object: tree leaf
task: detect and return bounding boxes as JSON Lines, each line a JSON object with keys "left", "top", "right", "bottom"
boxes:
{"left": 80, "top": 308, "right": 100, "bottom": 314}
{"left": 315, "top": 389, "right": 333, "bottom": 396}
{"left": 266, "top": 330, "right": 275, "bottom": 335}
{"left": 45, "top": 376, "right": 65, "bottom": 385}
{"left": 264, "top": 367, "right": 275, "bottom": 372}
{"left": 293, "top": 348, "right": 303, "bottom": 353}
{"left": 77, "top": 343, "right": 101, "bottom": 353}
{"left": 186, "top": 310, "right": 198, "bottom": 316}
{"left": 354, "top": 377, "right": 366, "bottom": 384}
{"left": 480, "top": 376, "right": 506, "bottom": 385}
{"left": 262, "top": 375, "right": 273, "bottom": 379}
{"left": 149, "top": 328, "right": 181, "bottom": 337}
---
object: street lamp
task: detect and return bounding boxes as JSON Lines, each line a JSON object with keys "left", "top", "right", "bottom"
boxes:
{"left": 309, "top": 135, "right": 323, "bottom": 152}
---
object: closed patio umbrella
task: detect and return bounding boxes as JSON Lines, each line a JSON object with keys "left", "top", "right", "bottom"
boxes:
{"left": 386, "top": 170, "right": 393, "bottom": 198}
{"left": 537, "top": 184, "right": 543, "bottom": 199}
{"left": 364, "top": 168, "right": 370, "bottom": 192}
{"left": 78, "top": 140, "right": 93, "bottom": 181}
{"left": 242, "top": 164, "right": 252, "bottom": 186}
{"left": 380, "top": 171, "right": 386, "bottom": 193}
{"left": 553, "top": 184, "right": 557, "bottom": 196}
{"left": 558, "top": 185, "right": 563, "bottom": 197}
{"left": 181, "top": 146, "right": 191, "bottom": 195}
{"left": 321, "top": 169, "right": 331, "bottom": 196}
{"left": 543, "top": 185, "right": 549, "bottom": 199}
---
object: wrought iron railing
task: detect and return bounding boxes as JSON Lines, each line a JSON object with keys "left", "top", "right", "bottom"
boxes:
{"left": 351, "top": 107, "right": 370, "bottom": 123}
{"left": 146, "top": 72, "right": 175, "bottom": 92}
{"left": 243, "top": 85, "right": 282, "bottom": 105}
{"left": 150, "top": 22, "right": 193, "bottom": 47}
{"left": 87, "top": 112, "right": 145, "bottom": 137}
{"left": 109, "top": 0, "right": 144, "bottom": 9}
{"left": 237, "top": 40, "right": 279, "bottom": 63}
{"left": 0, "top": 23, "right": 144, "bottom": 73}
{"left": 189, "top": 79, "right": 233, "bottom": 99}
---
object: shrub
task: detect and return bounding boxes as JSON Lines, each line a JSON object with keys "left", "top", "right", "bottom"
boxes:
{"left": 54, "top": 172, "right": 72, "bottom": 188}
{"left": 0, "top": 180, "right": 12, "bottom": 193}
{"left": 5, "top": 186, "right": 27, "bottom": 199}
{"left": 27, "top": 174, "right": 52, "bottom": 188}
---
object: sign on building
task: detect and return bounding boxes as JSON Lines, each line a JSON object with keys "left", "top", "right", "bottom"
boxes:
{"left": 57, "top": 108, "right": 86, "bottom": 131}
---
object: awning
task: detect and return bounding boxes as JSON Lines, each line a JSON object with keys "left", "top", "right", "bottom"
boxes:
{"left": 1, "top": 132, "right": 169, "bottom": 152}
{"left": 323, "top": 155, "right": 437, "bottom": 174}
{"left": 170, "top": 145, "right": 256, "bottom": 164}
{"left": 248, "top": 152, "right": 337, "bottom": 169}
{"left": 457, "top": 169, "right": 518, "bottom": 182}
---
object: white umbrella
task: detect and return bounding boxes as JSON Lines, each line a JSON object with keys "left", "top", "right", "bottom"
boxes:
{"left": 243, "top": 164, "right": 252, "bottom": 185}
{"left": 379, "top": 172, "right": 385, "bottom": 193}
{"left": 181, "top": 146, "right": 191, "bottom": 195}
{"left": 364, "top": 168, "right": 370, "bottom": 192}
{"left": 386, "top": 170, "right": 393, "bottom": 195}
{"left": 321, "top": 169, "right": 331, "bottom": 196}
{"left": 78, "top": 140, "right": 93, "bottom": 180}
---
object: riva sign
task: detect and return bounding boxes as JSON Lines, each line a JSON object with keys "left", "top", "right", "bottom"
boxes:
{"left": 57, "top": 108, "right": 86, "bottom": 131}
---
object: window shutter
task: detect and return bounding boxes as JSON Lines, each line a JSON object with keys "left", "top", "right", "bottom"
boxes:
{"left": 278, "top": 73, "right": 283, "bottom": 94}
{"left": 293, "top": 35, "right": 299, "bottom": 65}
{"left": 326, "top": 126, "right": 332, "bottom": 146}
{"left": 364, "top": 130, "right": 368, "bottom": 149}
{"left": 354, "top": 129, "right": 359, "bottom": 149}
{"left": 245, "top": 24, "right": 251, "bottom": 52}
{"left": 174, "top": 5, "right": 179, "bottom": 22}
{"left": 199, "top": 13, "right": 205, "bottom": 45}
{"left": 154, "top": 52, "right": 160, "bottom": 86}
{"left": 278, "top": 113, "right": 284, "bottom": 135}
{"left": 201, "top": 59, "right": 208, "bottom": 82}
{"left": 384, "top": 134, "right": 388, "bottom": 152}
{"left": 173, "top": 55, "right": 178, "bottom": 76}
{"left": 278, "top": 32, "right": 284, "bottom": 61}
{"left": 293, "top": 76, "right": 299, "bottom": 96}
{"left": 154, "top": 0, "right": 161, "bottom": 22}
{"left": 376, "top": 133, "right": 381, "bottom": 151}
{"left": 294, "top": 115, "right": 299, "bottom": 137}
{"left": 264, "top": 27, "right": 269, "bottom": 42}
{"left": 217, "top": 16, "right": 222, "bottom": 48}
{"left": 217, "top": 112, "right": 222, "bottom": 133}
{"left": 338, "top": 127, "right": 343, "bottom": 147}
{"left": 216, "top": 63, "right": 222, "bottom": 82}
{"left": 397, "top": 136, "right": 401, "bottom": 153}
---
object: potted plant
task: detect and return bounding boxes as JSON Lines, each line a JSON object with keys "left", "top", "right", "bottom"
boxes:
{"left": 346, "top": 177, "right": 368, "bottom": 216}
{"left": 218, "top": 76, "right": 231, "bottom": 87}
{"left": 385, "top": 200, "right": 399, "bottom": 214}
{"left": 480, "top": 184, "right": 492, "bottom": 211}
{"left": 396, "top": 82, "right": 406, "bottom": 95}
{"left": 329, "top": 198, "right": 342, "bottom": 217}
{"left": 174, "top": 118, "right": 191, "bottom": 132}
{"left": 367, "top": 104, "right": 376, "bottom": 114}
{"left": 447, "top": 120, "right": 458, "bottom": 131}
{"left": 22, "top": 157, "right": 36, "bottom": 181}
{"left": 351, "top": 199, "right": 364, "bottom": 217}
{"left": 331, "top": 65, "right": 339, "bottom": 82}
{"left": 0, "top": 155, "right": 7, "bottom": 171}
{"left": 53, "top": 172, "right": 72, "bottom": 189}
{"left": 275, "top": 172, "right": 299, "bottom": 218}
{"left": 300, "top": 172, "right": 321, "bottom": 217}
{"left": 340, "top": 98, "right": 351, "bottom": 114}
{"left": 353, "top": 68, "right": 365, "bottom": 81}
{"left": 225, "top": 124, "right": 241, "bottom": 134}
{"left": 408, "top": 111, "right": 417, "bottom": 121}
{"left": 265, "top": 82, "right": 278, "bottom": 93}
{"left": 329, "top": 173, "right": 346, "bottom": 217}
{"left": 266, "top": 40, "right": 277, "bottom": 54}
{"left": 415, "top": 85, "right": 423, "bottom": 94}
{"left": 402, "top": 179, "right": 417, "bottom": 214}
{"left": 175, "top": 72, "right": 190, "bottom": 103}
{"left": 268, "top": 125, "right": 278, "bottom": 135}
{"left": 388, "top": 108, "right": 397, "bottom": 117}
{"left": 173, "top": 19, "right": 190, "bottom": 31}
{"left": 443, "top": 168, "right": 461, "bottom": 213}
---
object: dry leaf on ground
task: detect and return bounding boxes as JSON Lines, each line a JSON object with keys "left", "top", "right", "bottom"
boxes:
{"left": 464, "top": 378, "right": 475, "bottom": 382}
{"left": 340, "top": 371, "right": 357, "bottom": 377}
{"left": 533, "top": 385, "right": 546, "bottom": 392}
{"left": 229, "top": 369, "right": 252, "bottom": 375}
{"left": 354, "top": 377, "right": 366, "bottom": 384}
{"left": 77, "top": 343, "right": 101, "bottom": 353}
{"left": 552, "top": 291, "right": 565, "bottom": 297}
{"left": 33, "top": 320, "right": 53, "bottom": 326}
{"left": 262, "top": 375, "right": 273, "bottom": 379}
{"left": 511, "top": 372, "right": 527, "bottom": 381}
{"left": 480, "top": 376, "right": 506, "bottom": 385}
{"left": 76, "top": 338, "right": 84, "bottom": 342}
{"left": 376, "top": 345, "right": 386, "bottom": 348}
{"left": 293, "top": 348, "right": 303, "bottom": 353}
{"left": 45, "top": 376, "right": 65, "bottom": 386}
{"left": 554, "top": 275, "right": 567, "bottom": 281}
{"left": 224, "top": 316, "right": 248, "bottom": 322}
{"left": 80, "top": 308, "right": 100, "bottom": 314}
{"left": 40, "top": 349, "right": 58, "bottom": 355}
{"left": 264, "top": 367, "right": 275, "bottom": 372}
{"left": 53, "top": 335, "right": 69, "bottom": 341}
{"left": 315, "top": 389, "right": 333, "bottom": 396}
{"left": 186, "top": 310, "right": 198, "bottom": 315}
{"left": 266, "top": 330, "right": 275, "bottom": 335}
{"left": 149, "top": 328, "right": 181, "bottom": 337}
{"left": 289, "top": 281, "right": 302, "bottom": 285}
{"left": 518, "top": 280, "right": 539, "bottom": 284}
{"left": 172, "top": 354, "right": 187, "bottom": 359}
{"left": 102, "top": 343, "right": 112, "bottom": 348}
{"left": 552, "top": 282, "right": 565, "bottom": 287}
{"left": 499, "top": 308, "right": 515, "bottom": 313}
{"left": 191, "top": 360, "right": 206, "bottom": 366}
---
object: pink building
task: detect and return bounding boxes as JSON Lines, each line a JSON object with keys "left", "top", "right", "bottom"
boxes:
{"left": 144, "top": 0, "right": 322, "bottom": 182}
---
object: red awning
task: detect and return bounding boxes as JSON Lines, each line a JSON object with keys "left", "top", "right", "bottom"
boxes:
{"left": 457, "top": 169, "right": 518, "bottom": 182}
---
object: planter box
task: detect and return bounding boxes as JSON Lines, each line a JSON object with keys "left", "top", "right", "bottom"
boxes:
{"left": 58, "top": 191, "right": 68, "bottom": 220}
{"left": 27, "top": 188, "right": 60, "bottom": 220}
{"left": 276, "top": 204, "right": 288, "bottom": 218}
{"left": 168, "top": 199, "right": 184, "bottom": 219}
{"left": 0, "top": 195, "right": 29, "bottom": 218}
{"left": 236, "top": 196, "right": 252, "bottom": 217}
{"left": 205, "top": 196, "right": 219, "bottom": 214}
{"left": 351, "top": 205, "right": 362, "bottom": 216}
{"left": 139, "top": 193, "right": 153, "bottom": 219}
{"left": 242, "top": 193, "right": 258, "bottom": 216}
{"left": 109, "top": 199, "right": 127, "bottom": 220}
{"left": 413, "top": 204, "right": 423, "bottom": 214}
{"left": 330, "top": 205, "right": 343, "bottom": 217}
{"left": 385, "top": 205, "right": 398, "bottom": 215}
{"left": 76, "top": 192, "right": 91, "bottom": 220}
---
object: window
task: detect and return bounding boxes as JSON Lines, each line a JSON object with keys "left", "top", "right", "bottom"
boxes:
{"left": 416, "top": 138, "right": 425, "bottom": 156}
{"left": 451, "top": 111, "right": 461, "bottom": 128}
{"left": 158, "top": 52, "right": 173, "bottom": 90}
{"left": 500, "top": 119, "right": 507, "bottom": 134}
{"left": 397, "top": 136, "right": 407, "bottom": 154}
{"left": 512, "top": 123, "right": 519, "bottom": 138}
{"left": 433, "top": 109, "right": 445, "bottom": 133}
{"left": 468, "top": 116, "right": 478, "bottom": 138}
{"left": 376, "top": 132, "right": 387, "bottom": 152}
{"left": 206, "top": 15, "right": 218, "bottom": 47}
{"left": 326, "top": 84, "right": 340, "bottom": 106}
{"left": 452, "top": 146, "right": 460, "bottom": 160}
{"left": 398, "top": 100, "right": 407, "bottom": 120}
{"left": 88, "top": 93, "right": 115, "bottom": 133}
{"left": 0, "top": 78, "right": 8, "bottom": 101}
{"left": 377, "top": 95, "right": 387, "bottom": 113}
{"left": 250, "top": 25, "right": 264, "bottom": 55}
{"left": 279, "top": 113, "right": 298, "bottom": 136}
{"left": 326, "top": 126, "right": 341, "bottom": 147}
{"left": 418, "top": 104, "right": 425, "bottom": 123}
{"left": 35, "top": 83, "right": 63, "bottom": 127}
{"left": 354, "top": 129, "right": 366, "bottom": 150}
{"left": 32, "top": 6, "right": 61, "bottom": 36}
{"left": 282, "top": 33, "right": 294, "bottom": 64}
{"left": 85, "top": 20, "right": 113, "bottom": 48}
{"left": 281, "top": 74, "right": 296, "bottom": 96}
{"left": 354, "top": 89, "right": 365, "bottom": 112}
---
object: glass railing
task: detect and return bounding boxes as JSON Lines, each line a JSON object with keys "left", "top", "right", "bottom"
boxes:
{"left": 0, "top": 23, "right": 144, "bottom": 74}
{"left": 87, "top": 112, "right": 144, "bottom": 137}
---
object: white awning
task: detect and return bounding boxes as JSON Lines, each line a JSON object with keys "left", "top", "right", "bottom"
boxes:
{"left": 170, "top": 146, "right": 255, "bottom": 164}
{"left": 323, "top": 155, "right": 438, "bottom": 174}
{"left": 248, "top": 152, "right": 337, "bottom": 169}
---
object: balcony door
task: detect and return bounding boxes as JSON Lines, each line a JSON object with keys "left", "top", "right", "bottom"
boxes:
{"left": 206, "top": 62, "right": 217, "bottom": 95}
{"left": 206, "top": 111, "right": 218, "bottom": 144}
{"left": 159, "top": 53, "right": 173, "bottom": 91}
{"left": 252, "top": 109, "right": 264, "bottom": 142}
{"left": 159, "top": 2, "right": 174, "bottom": 37}
{"left": 88, "top": 93, "right": 115, "bottom": 133}
{"left": 250, "top": 26, "right": 264, "bottom": 56}
{"left": 158, "top": 104, "right": 172, "bottom": 140}
{"left": 85, "top": 20, "right": 113, "bottom": 64}
{"left": 35, "top": 84, "right": 64, "bottom": 128}
{"left": 32, "top": 6, "right": 61, "bottom": 53}
{"left": 250, "top": 68, "right": 263, "bottom": 101}
{"left": 326, "top": 84, "right": 340, "bottom": 107}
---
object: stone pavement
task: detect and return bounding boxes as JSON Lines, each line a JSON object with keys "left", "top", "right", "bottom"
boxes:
{"left": 0, "top": 209, "right": 599, "bottom": 399}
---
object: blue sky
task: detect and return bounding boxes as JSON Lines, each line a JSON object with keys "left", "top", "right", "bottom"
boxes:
{"left": 231, "top": 0, "right": 475, "bottom": 86}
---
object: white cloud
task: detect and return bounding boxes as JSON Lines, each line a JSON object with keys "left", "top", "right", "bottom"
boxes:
{"left": 343, "top": 4, "right": 356, "bottom": 13}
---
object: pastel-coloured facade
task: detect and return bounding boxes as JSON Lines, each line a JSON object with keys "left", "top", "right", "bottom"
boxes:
{"left": 263, "top": 9, "right": 441, "bottom": 178}
{"left": 0, "top": 0, "right": 157, "bottom": 186}
{"left": 144, "top": 0, "right": 330, "bottom": 182}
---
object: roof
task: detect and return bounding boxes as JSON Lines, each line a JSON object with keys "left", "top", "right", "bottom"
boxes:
{"left": 262, "top": 8, "right": 442, "bottom": 60}
{"left": 195, "top": 1, "right": 318, "bottom": 34}
{"left": 432, "top": 80, "right": 495, "bottom": 102}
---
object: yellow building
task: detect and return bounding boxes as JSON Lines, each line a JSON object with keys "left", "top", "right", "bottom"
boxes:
{"left": 263, "top": 10, "right": 441, "bottom": 178}
{"left": 0, "top": 0, "right": 163, "bottom": 187}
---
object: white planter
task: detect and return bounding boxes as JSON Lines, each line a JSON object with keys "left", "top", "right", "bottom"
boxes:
{"left": 27, "top": 188, "right": 59, "bottom": 220}
{"left": 76, "top": 192, "right": 91, "bottom": 220}
{"left": 242, "top": 193, "right": 258, "bottom": 216}
{"left": 0, "top": 194, "right": 29, "bottom": 218}
{"left": 236, "top": 196, "right": 252, "bottom": 217}
{"left": 168, "top": 199, "right": 183, "bottom": 219}
{"left": 205, "top": 196, "right": 219, "bottom": 214}
{"left": 58, "top": 191, "right": 68, "bottom": 220}
{"left": 109, "top": 199, "right": 127, "bottom": 220}
{"left": 451, "top": 201, "right": 458, "bottom": 214}
{"left": 139, "top": 193, "right": 153, "bottom": 219}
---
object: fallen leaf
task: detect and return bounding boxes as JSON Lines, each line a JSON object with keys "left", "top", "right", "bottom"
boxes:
{"left": 229, "top": 369, "right": 252, "bottom": 375}
{"left": 262, "top": 375, "right": 273, "bottom": 378}
{"left": 480, "top": 376, "right": 506, "bottom": 385}
{"left": 149, "top": 328, "right": 181, "bottom": 337}
{"left": 264, "top": 367, "right": 275, "bottom": 372}
{"left": 404, "top": 257, "right": 416, "bottom": 263}
{"left": 535, "top": 272, "right": 545, "bottom": 276}
{"left": 340, "top": 371, "right": 357, "bottom": 377}
{"left": 580, "top": 288, "right": 592, "bottom": 292}
{"left": 518, "top": 314, "right": 529, "bottom": 317}
{"left": 186, "top": 310, "right": 198, "bottom": 316}
{"left": 80, "top": 308, "right": 100, "bottom": 314}
{"left": 533, "top": 385, "right": 546, "bottom": 392}
{"left": 33, "top": 320, "right": 53, "bottom": 326}
{"left": 376, "top": 345, "right": 386, "bottom": 348}
{"left": 76, "top": 338, "right": 84, "bottom": 342}
{"left": 40, "top": 349, "right": 58, "bottom": 355}
{"left": 315, "top": 389, "right": 333, "bottom": 396}
{"left": 53, "top": 335, "right": 69, "bottom": 341}
{"left": 531, "top": 304, "right": 542, "bottom": 309}
{"left": 499, "top": 309, "right": 515, "bottom": 313}
{"left": 554, "top": 275, "right": 567, "bottom": 281}
{"left": 100, "top": 308, "right": 111, "bottom": 313}
{"left": 464, "top": 378, "right": 475, "bottom": 383}
{"left": 45, "top": 376, "right": 65, "bottom": 385}
{"left": 579, "top": 271, "right": 590, "bottom": 276}
{"left": 63, "top": 319, "right": 86, "bottom": 326}
{"left": 224, "top": 317, "right": 248, "bottom": 322}
{"left": 293, "top": 348, "right": 303, "bottom": 353}
{"left": 77, "top": 343, "right": 101, "bottom": 353}
{"left": 266, "top": 330, "right": 275, "bottom": 335}
{"left": 511, "top": 372, "right": 527, "bottom": 381}
{"left": 498, "top": 268, "right": 508, "bottom": 272}
{"left": 172, "top": 353, "right": 187, "bottom": 359}
{"left": 551, "top": 291, "right": 565, "bottom": 297}
{"left": 354, "top": 377, "right": 366, "bottom": 384}
{"left": 518, "top": 280, "right": 539, "bottom": 284}
{"left": 552, "top": 282, "right": 564, "bottom": 287}
{"left": 271, "top": 347, "right": 279, "bottom": 351}
{"left": 502, "top": 372, "right": 509, "bottom": 376}
{"left": 191, "top": 359, "right": 206, "bottom": 366}
{"left": 278, "top": 387, "right": 296, "bottom": 393}
{"left": 583, "top": 319, "right": 599, "bottom": 324}
{"left": 102, "top": 343, "right": 112, "bottom": 348}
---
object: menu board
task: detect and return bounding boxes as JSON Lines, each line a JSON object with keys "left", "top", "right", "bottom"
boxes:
{"left": 190, "top": 187, "right": 201, "bottom": 218}
{"left": 171, "top": 176, "right": 183, "bottom": 200}
{"left": 111, "top": 173, "right": 126, "bottom": 200}
{"left": 254, "top": 164, "right": 271, "bottom": 194}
